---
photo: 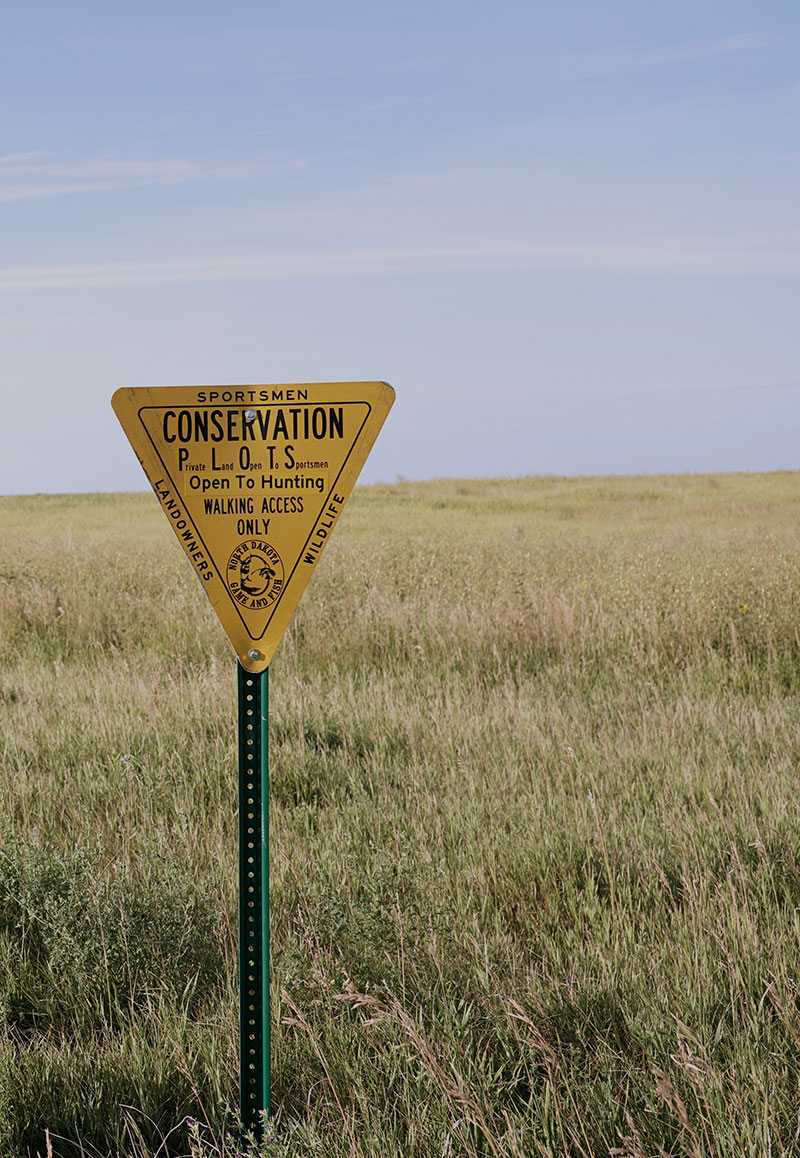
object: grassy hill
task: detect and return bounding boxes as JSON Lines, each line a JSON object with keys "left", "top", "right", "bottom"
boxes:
{"left": 3, "top": 474, "right": 800, "bottom": 1156}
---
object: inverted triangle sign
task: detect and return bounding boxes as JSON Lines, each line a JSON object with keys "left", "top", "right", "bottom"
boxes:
{"left": 112, "top": 381, "right": 395, "bottom": 670}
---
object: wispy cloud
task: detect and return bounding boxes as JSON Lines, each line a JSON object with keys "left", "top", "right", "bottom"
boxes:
{"left": 1, "top": 233, "right": 798, "bottom": 290}
{"left": 0, "top": 152, "right": 305, "bottom": 202}
{"left": 563, "top": 33, "right": 776, "bottom": 80}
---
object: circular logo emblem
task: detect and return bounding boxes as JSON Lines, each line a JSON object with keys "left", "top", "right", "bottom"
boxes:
{"left": 227, "top": 540, "right": 284, "bottom": 610}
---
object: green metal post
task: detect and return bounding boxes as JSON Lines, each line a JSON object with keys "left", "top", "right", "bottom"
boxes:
{"left": 238, "top": 663, "right": 270, "bottom": 1137}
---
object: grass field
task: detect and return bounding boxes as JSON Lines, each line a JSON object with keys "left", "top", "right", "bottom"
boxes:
{"left": 3, "top": 473, "right": 800, "bottom": 1157}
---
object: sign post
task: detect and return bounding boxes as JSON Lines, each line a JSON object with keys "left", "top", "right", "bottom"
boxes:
{"left": 112, "top": 381, "right": 394, "bottom": 1136}
{"left": 238, "top": 663, "right": 270, "bottom": 1132}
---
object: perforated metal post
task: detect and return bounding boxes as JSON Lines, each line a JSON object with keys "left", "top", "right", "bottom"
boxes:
{"left": 238, "top": 663, "right": 270, "bottom": 1136}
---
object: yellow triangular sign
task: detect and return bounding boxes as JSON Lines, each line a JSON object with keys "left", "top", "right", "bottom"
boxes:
{"left": 112, "top": 381, "right": 395, "bottom": 670}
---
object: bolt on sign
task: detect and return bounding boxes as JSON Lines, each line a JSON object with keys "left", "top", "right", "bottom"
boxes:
{"left": 112, "top": 382, "right": 395, "bottom": 669}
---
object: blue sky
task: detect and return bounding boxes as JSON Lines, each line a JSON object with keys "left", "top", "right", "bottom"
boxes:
{"left": 1, "top": 0, "right": 798, "bottom": 493}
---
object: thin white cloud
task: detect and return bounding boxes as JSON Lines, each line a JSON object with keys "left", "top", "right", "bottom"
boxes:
{"left": 0, "top": 234, "right": 798, "bottom": 290}
{"left": 0, "top": 152, "right": 306, "bottom": 202}
{"left": 564, "top": 33, "right": 776, "bottom": 80}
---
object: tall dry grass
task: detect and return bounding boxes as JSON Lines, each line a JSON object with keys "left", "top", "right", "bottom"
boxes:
{"left": 2, "top": 474, "right": 800, "bottom": 1156}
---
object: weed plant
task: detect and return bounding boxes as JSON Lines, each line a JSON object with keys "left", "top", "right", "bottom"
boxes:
{"left": 2, "top": 474, "right": 800, "bottom": 1155}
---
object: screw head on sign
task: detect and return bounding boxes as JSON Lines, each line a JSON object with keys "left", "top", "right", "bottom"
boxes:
{"left": 244, "top": 409, "right": 257, "bottom": 421}
{"left": 248, "top": 649, "right": 261, "bottom": 661}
